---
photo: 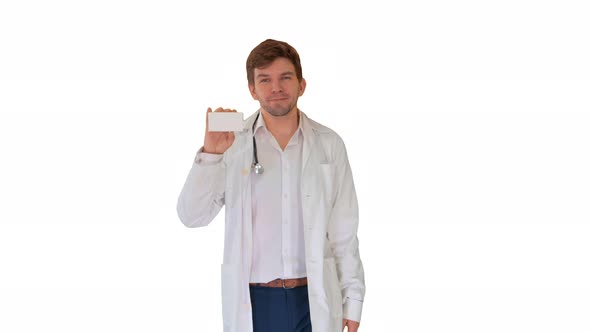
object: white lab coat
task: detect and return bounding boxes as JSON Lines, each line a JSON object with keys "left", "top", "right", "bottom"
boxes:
{"left": 177, "top": 111, "right": 365, "bottom": 332}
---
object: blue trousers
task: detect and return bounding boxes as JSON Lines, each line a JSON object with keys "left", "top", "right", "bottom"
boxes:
{"left": 249, "top": 285, "right": 312, "bottom": 332}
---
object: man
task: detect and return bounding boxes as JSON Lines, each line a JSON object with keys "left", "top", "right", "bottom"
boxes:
{"left": 177, "top": 39, "right": 365, "bottom": 332}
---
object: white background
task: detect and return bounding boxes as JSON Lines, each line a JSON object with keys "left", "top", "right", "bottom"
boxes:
{"left": 1, "top": 0, "right": 589, "bottom": 331}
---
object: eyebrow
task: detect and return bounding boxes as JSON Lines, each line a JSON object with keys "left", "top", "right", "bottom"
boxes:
{"left": 255, "top": 71, "right": 295, "bottom": 79}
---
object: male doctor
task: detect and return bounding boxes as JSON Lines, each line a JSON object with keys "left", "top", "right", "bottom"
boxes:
{"left": 177, "top": 39, "right": 365, "bottom": 332}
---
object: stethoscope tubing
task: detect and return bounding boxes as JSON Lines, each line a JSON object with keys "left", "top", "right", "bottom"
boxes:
{"left": 251, "top": 112, "right": 264, "bottom": 174}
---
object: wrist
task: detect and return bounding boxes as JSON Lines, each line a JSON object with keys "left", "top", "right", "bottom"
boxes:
{"left": 203, "top": 146, "right": 221, "bottom": 154}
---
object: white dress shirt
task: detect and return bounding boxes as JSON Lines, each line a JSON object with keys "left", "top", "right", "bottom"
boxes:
{"left": 249, "top": 111, "right": 306, "bottom": 283}
{"left": 199, "top": 111, "right": 307, "bottom": 283}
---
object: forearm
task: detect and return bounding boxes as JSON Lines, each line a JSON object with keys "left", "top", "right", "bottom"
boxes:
{"left": 329, "top": 204, "right": 365, "bottom": 322}
{"left": 176, "top": 147, "right": 226, "bottom": 227}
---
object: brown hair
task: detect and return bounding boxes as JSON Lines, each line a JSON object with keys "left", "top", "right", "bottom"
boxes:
{"left": 246, "top": 39, "right": 303, "bottom": 86}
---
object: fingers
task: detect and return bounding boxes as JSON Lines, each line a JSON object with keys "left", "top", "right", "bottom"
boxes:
{"left": 342, "top": 319, "right": 360, "bottom": 332}
{"left": 213, "top": 107, "right": 236, "bottom": 112}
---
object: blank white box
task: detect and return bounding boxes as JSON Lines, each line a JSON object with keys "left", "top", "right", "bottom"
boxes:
{"left": 207, "top": 112, "right": 244, "bottom": 132}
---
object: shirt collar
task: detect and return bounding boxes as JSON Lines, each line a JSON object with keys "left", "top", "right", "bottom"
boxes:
{"left": 253, "top": 109, "right": 304, "bottom": 140}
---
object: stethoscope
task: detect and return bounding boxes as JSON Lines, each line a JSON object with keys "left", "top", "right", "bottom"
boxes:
{"left": 251, "top": 112, "right": 264, "bottom": 174}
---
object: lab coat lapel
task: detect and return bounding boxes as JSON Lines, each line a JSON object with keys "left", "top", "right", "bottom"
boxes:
{"left": 240, "top": 112, "right": 257, "bottom": 300}
{"left": 301, "top": 111, "right": 318, "bottom": 175}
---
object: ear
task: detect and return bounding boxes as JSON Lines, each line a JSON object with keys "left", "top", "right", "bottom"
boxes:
{"left": 248, "top": 84, "right": 259, "bottom": 100}
{"left": 298, "top": 78, "right": 307, "bottom": 96}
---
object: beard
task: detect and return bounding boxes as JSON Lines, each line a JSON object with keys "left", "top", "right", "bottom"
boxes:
{"left": 260, "top": 95, "right": 298, "bottom": 117}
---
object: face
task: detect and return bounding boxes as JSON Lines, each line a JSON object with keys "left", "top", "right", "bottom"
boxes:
{"left": 249, "top": 57, "right": 306, "bottom": 117}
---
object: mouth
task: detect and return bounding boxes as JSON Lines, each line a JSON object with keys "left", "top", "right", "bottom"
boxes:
{"left": 268, "top": 96, "right": 288, "bottom": 102}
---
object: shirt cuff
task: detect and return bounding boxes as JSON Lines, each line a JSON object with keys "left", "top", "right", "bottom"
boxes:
{"left": 195, "top": 147, "right": 223, "bottom": 165}
{"left": 343, "top": 298, "right": 363, "bottom": 323}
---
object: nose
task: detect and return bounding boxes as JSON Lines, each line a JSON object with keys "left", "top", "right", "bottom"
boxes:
{"left": 271, "top": 80, "right": 283, "bottom": 93}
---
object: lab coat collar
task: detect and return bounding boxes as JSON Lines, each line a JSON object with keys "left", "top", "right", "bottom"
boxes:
{"left": 251, "top": 109, "right": 304, "bottom": 146}
{"left": 244, "top": 109, "right": 328, "bottom": 172}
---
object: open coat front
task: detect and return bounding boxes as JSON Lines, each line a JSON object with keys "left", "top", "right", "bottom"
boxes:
{"left": 177, "top": 111, "right": 365, "bottom": 332}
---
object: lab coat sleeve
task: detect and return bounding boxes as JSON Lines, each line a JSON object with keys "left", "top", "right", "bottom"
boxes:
{"left": 176, "top": 147, "right": 226, "bottom": 227}
{"left": 327, "top": 137, "right": 366, "bottom": 323}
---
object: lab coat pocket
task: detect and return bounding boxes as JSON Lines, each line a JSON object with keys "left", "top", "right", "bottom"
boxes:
{"left": 323, "top": 257, "right": 343, "bottom": 318}
{"left": 319, "top": 163, "right": 336, "bottom": 207}
{"left": 220, "top": 264, "right": 239, "bottom": 326}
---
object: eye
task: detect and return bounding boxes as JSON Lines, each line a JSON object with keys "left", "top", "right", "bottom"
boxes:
{"left": 281, "top": 76, "right": 292, "bottom": 80}
{"left": 260, "top": 78, "right": 270, "bottom": 83}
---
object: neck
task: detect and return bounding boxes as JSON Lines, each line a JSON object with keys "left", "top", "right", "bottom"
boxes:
{"left": 261, "top": 108, "right": 299, "bottom": 138}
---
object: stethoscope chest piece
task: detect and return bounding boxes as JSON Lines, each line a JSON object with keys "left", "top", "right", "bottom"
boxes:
{"left": 251, "top": 163, "right": 264, "bottom": 174}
